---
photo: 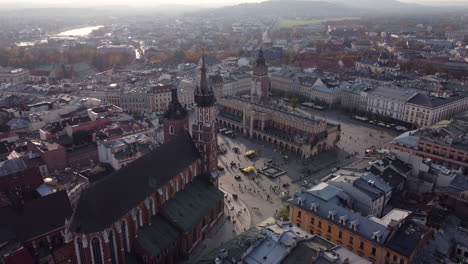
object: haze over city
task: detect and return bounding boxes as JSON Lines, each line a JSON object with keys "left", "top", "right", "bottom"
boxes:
{"left": 0, "top": 0, "right": 467, "bottom": 264}
{"left": 1, "top": 0, "right": 468, "bottom": 7}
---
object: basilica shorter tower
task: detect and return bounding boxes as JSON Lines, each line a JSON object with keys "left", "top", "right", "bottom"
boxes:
{"left": 163, "top": 86, "right": 189, "bottom": 143}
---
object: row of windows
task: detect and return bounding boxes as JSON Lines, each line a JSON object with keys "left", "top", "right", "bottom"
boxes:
{"left": 296, "top": 210, "right": 381, "bottom": 257}
{"left": 296, "top": 210, "right": 408, "bottom": 264}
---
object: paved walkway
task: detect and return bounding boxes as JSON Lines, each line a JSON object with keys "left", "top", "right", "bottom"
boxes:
{"left": 221, "top": 187, "right": 252, "bottom": 234}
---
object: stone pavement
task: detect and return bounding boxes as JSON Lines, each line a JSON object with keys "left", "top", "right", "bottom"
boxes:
{"left": 221, "top": 187, "right": 252, "bottom": 234}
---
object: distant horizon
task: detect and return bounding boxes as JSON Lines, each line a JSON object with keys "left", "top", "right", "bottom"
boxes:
{"left": 0, "top": 0, "right": 467, "bottom": 8}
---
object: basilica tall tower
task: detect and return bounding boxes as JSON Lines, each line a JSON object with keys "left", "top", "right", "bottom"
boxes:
{"left": 251, "top": 48, "right": 270, "bottom": 105}
{"left": 192, "top": 55, "right": 218, "bottom": 183}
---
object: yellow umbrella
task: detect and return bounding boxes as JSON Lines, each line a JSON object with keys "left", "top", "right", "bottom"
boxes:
{"left": 244, "top": 150, "right": 255, "bottom": 157}
{"left": 242, "top": 166, "right": 256, "bottom": 173}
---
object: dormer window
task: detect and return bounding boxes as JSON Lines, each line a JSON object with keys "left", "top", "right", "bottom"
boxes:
{"left": 297, "top": 198, "right": 303, "bottom": 206}
{"left": 339, "top": 215, "right": 347, "bottom": 225}
{"left": 350, "top": 220, "right": 359, "bottom": 231}
{"left": 373, "top": 231, "right": 381, "bottom": 242}
{"left": 328, "top": 211, "right": 336, "bottom": 220}
{"left": 311, "top": 203, "right": 319, "bottom": 212}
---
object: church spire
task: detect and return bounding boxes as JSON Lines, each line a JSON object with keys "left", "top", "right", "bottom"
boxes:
{"left": 255, "top": 47, "right": 267, "bottom": 69}
{"left": 200, "top": 50, "right": 209, "bottom": 93}
{"left": 194, "top": 51, "right": 215, "bottom": 107}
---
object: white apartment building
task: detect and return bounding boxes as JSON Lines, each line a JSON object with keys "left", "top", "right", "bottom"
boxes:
{"left": 97, "top": 134, "right": 154, "bottom": 170}
{"left": 367, "top": 86, "right": 417, "bottom": 121}
{"left": 148, "top": 84, "right": 171, "bottom": 112}
{"left": 177, "top": 79, "right": 195, "bottom": 108}
{"left": 304, "top": 78, "right": 346, "bottom": 105}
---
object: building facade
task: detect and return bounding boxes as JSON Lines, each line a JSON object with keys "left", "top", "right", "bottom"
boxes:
{"left": 231, "top": 72, "right": 251, "bottom": 95}
{"left": 389, "top": 121, "right": 468, "bottom": 174}
{"left": 148, "top": 84, "right": 172, "bottom": 113}
{"left": 367, "top": 87, "right": 417, "bottom": 121}
{"left": 404, "top": 93, "right": 468, "bottom": 127}
{"left": 217, "top": 97, "right": 340, "bottom": 159}
{"left": 327, "top": 172, "right": 392, "bottom": 218}
{"left": 288, "top": 183, "right": 430, "bottom": 264}
{"left": 0, "top": 67, "right": 30, "bottom": 84}
{"left": 306, "top": 78, "right": 346, "bottom": 106}
{"left": 270, "top": 72, "right": 294, "bottom": 95}
{"left": 341, "top": 83, "right": 370, "bottom": 112}
{"left": 67, "top": 58, "right": 223, "bottom": 264}
{"left": 355, "top": 53, "right": 400, "bottom": 76}
{"left": 177, "top": 80, "right": 196, "bottom": 108}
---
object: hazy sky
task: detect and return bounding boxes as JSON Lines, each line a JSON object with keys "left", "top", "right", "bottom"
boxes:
{"left": 1, "top": 0, "right": 467, "bottom": 7}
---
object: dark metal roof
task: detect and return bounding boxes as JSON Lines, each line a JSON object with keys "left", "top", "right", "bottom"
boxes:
{"left": 384, "top": 220, "right": 428, "bottom": 257}
{"left": 136, "top": 214, "right": 180, "bottom": 256}
{"left": 0, "top": 190, "right": 72, "bottom": 243}
{"left": 162, "top": 178, "right": 223, "bottom": 232}
{"left": 352, "top": 178, "right": 384, "bottom": 200}
{"left": 408, "top": 93, "right": 468, "bottom": 108}
{"left": 70, "top": 132, "right": 200, "bottom": 234}
{"left": 281, "top": 236, "right": 335, "bottom": 264}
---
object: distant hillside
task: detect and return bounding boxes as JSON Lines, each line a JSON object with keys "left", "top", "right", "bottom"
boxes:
{"left": 193, "top": 0, "right": 360, "bottom": 19}
{"left": 325, "top": 0, "right": 410, "bottom": 9}
{"left": 192, "top": 0, "right": 467, "bottom": 19}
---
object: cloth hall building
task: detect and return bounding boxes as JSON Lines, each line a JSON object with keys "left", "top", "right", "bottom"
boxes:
{"left": 217, "top": 49, "right": 341, "bottom": 159}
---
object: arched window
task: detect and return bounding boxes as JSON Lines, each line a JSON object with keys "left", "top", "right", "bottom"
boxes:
{"left": 169, "top": 126, "right": 174, "bottom": 134}
{"left": 121, "top": 221, "right": 129, "bottom": 252}
{"left": 75, "top": 238, "right": 85, "bottom": 264}
{"left": 151, "top": 198, "right": 156, "bottom": 216}
{"left": 136, "top": 208, "right": 143, "bottom": 227}
{"left": 108, "top": 231, "right": 117, "bottom": 264}
{"left": 91, "top": 237, "right": 103, "bottom": 264}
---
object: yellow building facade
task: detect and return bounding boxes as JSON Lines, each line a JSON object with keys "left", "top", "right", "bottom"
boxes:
{"left": 290, "top": 205, "right": 410, "bottom": 264}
